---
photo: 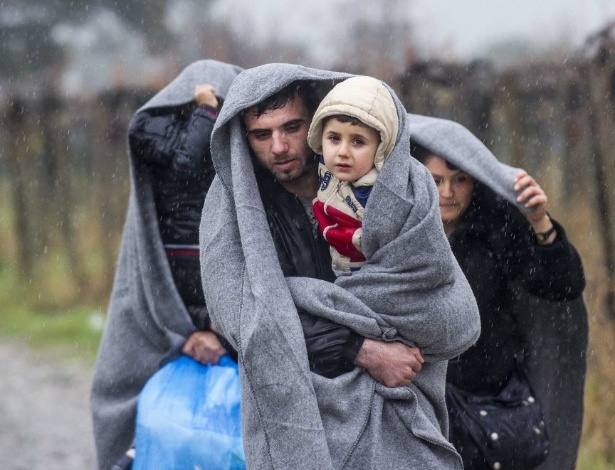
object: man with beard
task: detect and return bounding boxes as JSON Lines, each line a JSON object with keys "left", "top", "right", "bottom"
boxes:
{"left": 200, "top": 64, "right": 480, "bottom": 469}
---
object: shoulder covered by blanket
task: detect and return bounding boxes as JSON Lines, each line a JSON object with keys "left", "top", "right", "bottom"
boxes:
{"left": 200, "top": 63, "right": 480, "bottom": 470}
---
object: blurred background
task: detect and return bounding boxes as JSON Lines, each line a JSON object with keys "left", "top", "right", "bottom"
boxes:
{"left": 1, "top": 0, "right": 615, "bottom": 468}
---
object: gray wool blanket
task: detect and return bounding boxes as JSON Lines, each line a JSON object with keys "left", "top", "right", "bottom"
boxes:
{"left": 90, "top": 59, "right": 242, "bottom": 470}
{"left": 200, "top": 63, "right": 481, "bottom": 470}
{"left": 407, "top": 113, "right": 589, "bottom": 470}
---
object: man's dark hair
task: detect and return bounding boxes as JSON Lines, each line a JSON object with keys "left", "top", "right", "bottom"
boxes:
{"left": 251, "top": 81, "right": 320, "bottom": 118}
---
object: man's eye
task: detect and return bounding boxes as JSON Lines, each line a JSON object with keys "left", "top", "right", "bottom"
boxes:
{"left": 284, "top": 123, "right": 301, "bottom": 134}
{"left": 250, "top": 131, "right": 271, "bottom": 141}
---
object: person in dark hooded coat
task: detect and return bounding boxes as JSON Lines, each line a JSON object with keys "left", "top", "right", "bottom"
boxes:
{"left": 409, "top": 113, "right": 587, "bottom": 470}
{"left": 90, "top": 60, "right": 243, "bottom": 469}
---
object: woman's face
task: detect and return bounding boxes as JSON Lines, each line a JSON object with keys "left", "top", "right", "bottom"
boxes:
{"left": 423, "top": 155, "right": 475, "bottom": 234}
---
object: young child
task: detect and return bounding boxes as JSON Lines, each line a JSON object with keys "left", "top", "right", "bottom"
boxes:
{"left": 307, "top": 75, "right": 398, "bottom": 275}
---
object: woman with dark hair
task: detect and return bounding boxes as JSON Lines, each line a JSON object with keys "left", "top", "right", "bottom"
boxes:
{"left": 410, "top": 115, "right": 586, "bottom": 470}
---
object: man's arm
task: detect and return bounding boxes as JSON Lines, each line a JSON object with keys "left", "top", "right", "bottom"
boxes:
{"left": 301, "top": 309, "right": 423, "bottom": 385}
{"left": 202, "top": 180, "right": 425, "bottom": 381}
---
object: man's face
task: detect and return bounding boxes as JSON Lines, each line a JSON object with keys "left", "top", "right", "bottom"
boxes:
{"left": 244, "top": 94, "right": 316, "bottom": 190}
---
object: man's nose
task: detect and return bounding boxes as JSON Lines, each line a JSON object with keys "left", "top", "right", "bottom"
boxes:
{"left": 271, "top": 130, "right": 289, "bottom": 154}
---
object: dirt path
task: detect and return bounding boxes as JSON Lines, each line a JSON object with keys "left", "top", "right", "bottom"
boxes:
{"left": 0, "top": 340, "right": 96, "bottom": 469}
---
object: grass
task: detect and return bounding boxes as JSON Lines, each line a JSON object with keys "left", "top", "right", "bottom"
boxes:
{"left": 564, "top": 201, "right": 615, "bottom": 470}
{"left": 0, "top": 192, "right": 107, "bottom": 363}
{"left": 0, "top": 303, "right": 104, "bottom": 363}
{"left": 0, "top": 261, "right": 105, "bottom": 364}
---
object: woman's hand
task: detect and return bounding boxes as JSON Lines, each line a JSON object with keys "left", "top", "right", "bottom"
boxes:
{"left": 514, "top": 170, "right": 556, "bottom": 242}
{"left": 194, "top": 84, "right": 219, "bottom": 108}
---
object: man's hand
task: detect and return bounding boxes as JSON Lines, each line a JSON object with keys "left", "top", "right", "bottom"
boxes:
{"left": 355, "top": 339, "right": 424, "bottom": 388}
{"left": 181, "top": 330, "right": 226, "bottom": 365}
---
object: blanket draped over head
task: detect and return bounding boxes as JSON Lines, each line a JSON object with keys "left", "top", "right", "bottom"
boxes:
{"left": 90, "top": 59, "right": 242, "bottom": 469}
{"left": 200, "top": 63, "right": 481, "bottom": 470}
{"left": 407, "top": 113, "right": 589, "bottom": 470}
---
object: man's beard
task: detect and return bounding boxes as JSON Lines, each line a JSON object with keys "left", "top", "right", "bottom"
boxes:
{"left": 270, "top": 152, "right": 318, "bottom": 183}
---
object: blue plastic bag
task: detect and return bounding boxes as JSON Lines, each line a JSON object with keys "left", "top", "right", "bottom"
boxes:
{"left": 133, "top": 355, "right": 245, "bottom": 470}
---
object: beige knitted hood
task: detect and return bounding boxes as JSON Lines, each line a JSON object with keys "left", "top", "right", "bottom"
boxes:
{"left": 308, "top": 75, "right": 399, "bottom": 171}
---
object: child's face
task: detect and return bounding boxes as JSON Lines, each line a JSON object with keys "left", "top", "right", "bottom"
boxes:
{"left": 321, "top": 118, "right": 379, "bottom": 182}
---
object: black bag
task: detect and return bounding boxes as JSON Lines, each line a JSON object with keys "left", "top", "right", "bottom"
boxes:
{"left": 446, "top": 368, "right": 549, "bottom": 470}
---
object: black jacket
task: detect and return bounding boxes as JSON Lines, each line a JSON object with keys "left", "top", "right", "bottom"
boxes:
{"left": 128, "top": 103, "right": 218, "bottom": 332}
{"left": 129, "top": 103, "right": 218, "bottom": 245}
{"left": 447, "top": 185, "right": 585, "bottom": 394}
{"left": 258, "top": 172, "right": 364, "bottom": 378}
